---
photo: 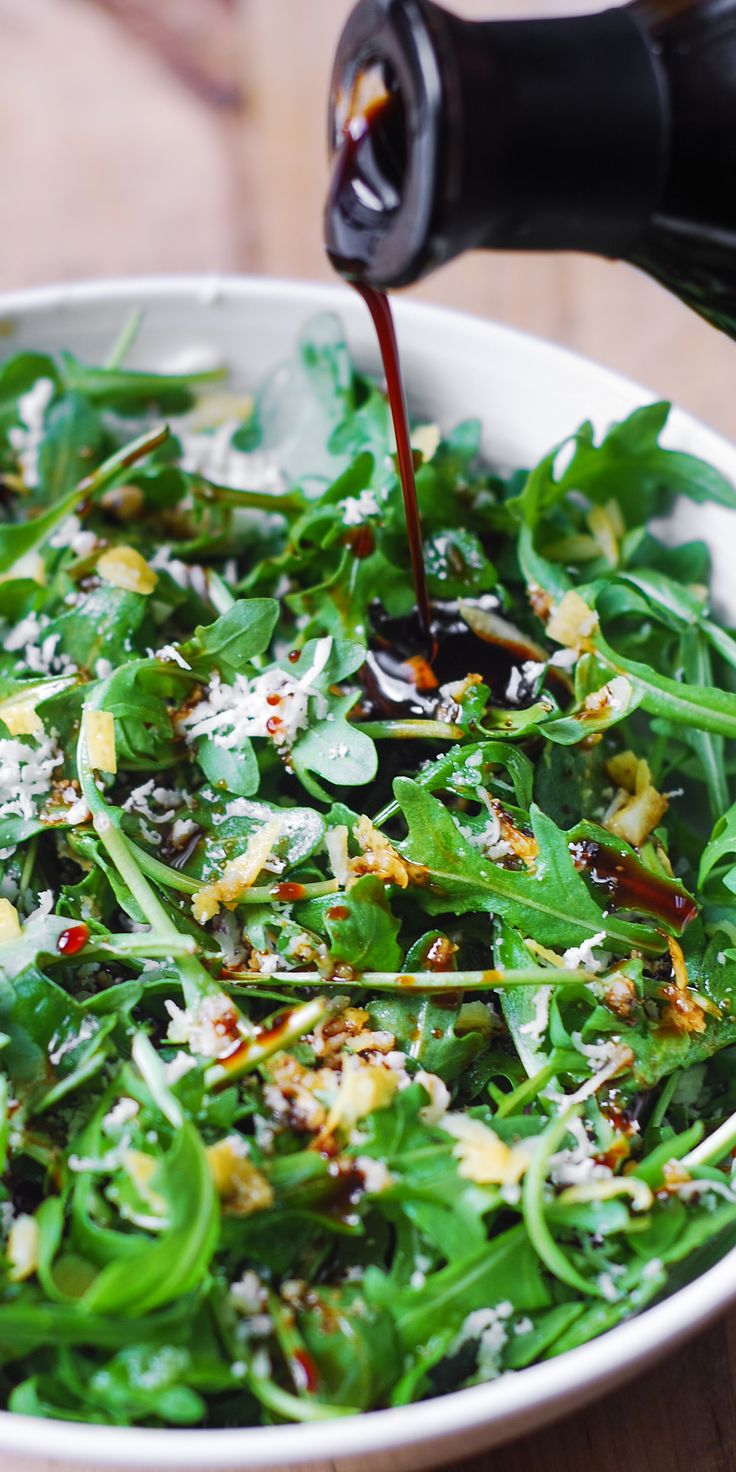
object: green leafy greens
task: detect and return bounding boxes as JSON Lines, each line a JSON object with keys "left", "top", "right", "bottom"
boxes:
{"left": 0, "top": 313, "right": 734, "bottom": 1428}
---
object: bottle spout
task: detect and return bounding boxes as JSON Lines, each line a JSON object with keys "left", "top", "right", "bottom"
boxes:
{"left": 324, "top": 0, "right": 444, "bottom": 287}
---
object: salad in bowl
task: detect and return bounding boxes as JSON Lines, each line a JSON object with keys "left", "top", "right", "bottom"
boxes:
{"left": 0, "top": 297, "right": 734, "bottom": 1434}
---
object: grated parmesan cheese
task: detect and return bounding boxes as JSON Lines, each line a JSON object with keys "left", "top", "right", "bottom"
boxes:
{"left": 0, "top": 549, "right": 46, "bottom": 587}
{"left": 123, "top": 779, "right": 181, "bottom": 825}
{"left": 0, "top": 731, "right": 61, "bottom": 822}
{"left": 5, "top": 612, "right": 76, "bottom": 680}
{"left": 230, "top": 1270, "right": 267, "bottom": 1315}
{"left": 0, "top": 702, "right": 43, "bottom": 738}
{"left": 6, "top": 1214, "right": 39, "bottom": 1282}
{"left": 452, "top": 1305, "right": 511, "bottom": 1380}
{"left": 519, "top": 987, "right": 551, "bottom": 1044}
{"left": 179, "top": 422, "right": 284, "bottom": 494}
{"left": 165, "top": 992, "right": 239, "bottom": 1058}
{"left": 49, "top": 515, "right": 98, "bottom": 557}
{"left": 342, "top": 488, "right": 380, "bottom": 526}
{"left": 562, "top": 931, "right": 609, "bottom": 972}
{"left": 411, "top": 423, "right": 441, "bottom": 462}
{"left": 415, "top": 1069, "right": 451, "bottom": 1124}
{"left": 506, "top": 659, "right": 546, "bottom": 705}
{"left": 156, "top": 643, "right": 192, "bottom": 670}
{"left": 181, "top": 636, "right": 334, "bottom": 755}
{"left": 102, "top": 1097, "right": 140, "bottom": 1133}
{"left": 325, "top": 825, "right": 349, "bottom": 885}
{"left": 325, "top": 1062, "right": 399, "bottom": 1135}
{"left": 206, "top": 1136, "right": 274, "bottom": 1216}
{"left": 352, "top": 1155, "right": 394, "bottom": 1193}
{"left": 441, "top": 1114, "right": 531, "bottom": 1185}
{"left": 8, "top": 378, "right": 54, "bottom": 488}
{"left": 546, "top": 591, "right": 599, "bottom": 650}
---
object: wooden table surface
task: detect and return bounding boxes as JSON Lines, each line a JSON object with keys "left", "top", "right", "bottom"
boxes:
{"left": 0, "top": 2, "right": 734, "bottom": 1467}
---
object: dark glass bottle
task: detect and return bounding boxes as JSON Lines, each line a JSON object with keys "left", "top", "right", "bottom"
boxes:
{"left": 325, "top": 0, "right": 736, "bottom": 338}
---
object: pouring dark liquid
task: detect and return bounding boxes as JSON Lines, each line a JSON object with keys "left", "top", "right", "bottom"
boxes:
{"left": 354, "top": 283, "right": 433, "bottom": 649}
{"left": 326, "top": 85, "right": 433, "bottom": 649}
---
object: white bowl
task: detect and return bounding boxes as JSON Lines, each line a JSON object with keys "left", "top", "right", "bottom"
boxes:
{"left": 1, "top": 275, "right": 735, "bottom": 1472}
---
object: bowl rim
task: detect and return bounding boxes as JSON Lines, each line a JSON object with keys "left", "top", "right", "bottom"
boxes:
{"left": 0, "top": 272, "right": 734, "bottom": 1468}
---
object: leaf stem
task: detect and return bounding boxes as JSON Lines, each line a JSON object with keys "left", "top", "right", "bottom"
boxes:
{"left": 244, "top": 1365, "right": 357, "bottom": 1422}
{"left": 127, "top": 842, "right": 339, "bottom": 905}
{"left": 192, "top": 478, "right": 306, "bottom": 515}
{"left": 522, "top": 1104, "right": 605, "bottom": 1298}
{"left": 204, "top": 996, "right": 329, "bottom": 1088}
{"left": 494, "top": 1053, "right": 571, "bottom": 1119}
{"left": 222, "top": 966, "right": 594, "bottom": 992}
{"left": 19, "top": 836, "right": 38, "bottom": 894}
{"left": 126, "top": 844, "right": 200, "bottom": 895}
{"left": 355, "top": 720, "right": 464, "bottom": 741}
{"left": 90, "top": 933, "right": 200, "bottom": 961}
{"left": 684, "top": 1108, "right": 736, "bottom": 1168}
{"left": 77, "top": 423, "right": 170, "bottom": 498}
{"left": 75, "top": 702, "right": 220, "bottom": 1007}
{"left": 104, "top": 309, "right": 144, "bottom": 369}
{"left": 92, "top": 812, "right": 178, "bottom": 937}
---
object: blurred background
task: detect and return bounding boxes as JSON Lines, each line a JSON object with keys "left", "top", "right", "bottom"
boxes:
{"left": 1, "top": 0, "right": 733, "bottom": 436}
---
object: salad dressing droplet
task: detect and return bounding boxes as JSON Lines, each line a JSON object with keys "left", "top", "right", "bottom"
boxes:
{"left": 56, "top": 923, "right": 90, "bottom": 956}
{"left": 271, "top": 881, "right": 307, "bottom": 902}
{"left": 291, "top": 1348, "right": 320, "bottom": 1395}
{"left": 570, "top": 837, "right": 697, "bottom": 929}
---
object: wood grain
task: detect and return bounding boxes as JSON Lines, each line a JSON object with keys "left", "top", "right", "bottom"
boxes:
{"left": 0, "top": 4, "right": 733, "bottom": 1468}
{"left": 457, "top": 1313, "right": 736, "bottom": 1472}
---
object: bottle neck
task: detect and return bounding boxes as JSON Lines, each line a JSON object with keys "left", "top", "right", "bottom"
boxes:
{"left": 326, "top": 0, "right": 670, "bottom": 288}
{"left": 629, "top": 0, "right": 736, "bottom": 334}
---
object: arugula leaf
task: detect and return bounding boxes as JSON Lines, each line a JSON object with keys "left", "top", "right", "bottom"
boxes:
{"left": 394, "top": 1226, "right": 551, "bottom": 1350}
{"left": 37, "top": 393, "right": 104, "bottom": 505}
{"left": 595, "top": 630, "right": 736, "bottom": 738}
{"left": 288, "top": 636, "right": 377, "bottom": 797}
{"left": 320, "top": 875, "right": 401, "bottom": 972}
{"left": 41, "top": 586, "right": 149, "bottom": 674}
{"left": 699, "top": 803, "right": 736, "bottom": 891}
{"left": 81, "top": 1122, "right": 219, "bottom": 1316}
{"left": 182, "top": 599, "right": 279, "bottom": 680}
{"left": 59, "top": 351, "right": 224, "bottom": 412}
{"left": 291, "top": 696, "right": 378, "bottom": 799}
{"left": 97, "top": 661, "right": 189, "bottom": 770}
{"left": 512, "top": 402, "right": 736, "bottom": 531}
{"left": 0, "top": 965, "right": 112, "bottom": 1110}
{"left": 394, "top": 779, "right": 660, "bottom": 952}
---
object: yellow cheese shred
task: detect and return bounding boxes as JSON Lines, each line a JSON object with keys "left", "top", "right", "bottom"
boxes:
{"left": 192, "top": 817, "right": 282, "bottom": 923}
{"left": 97, "top": 545, "right": 158, "bottom": 595}
{"left": 84, "top": 708, "right": 117, "bottom": 773}
{"left": 0, "top": 898, "right": 21, "bottom": 942}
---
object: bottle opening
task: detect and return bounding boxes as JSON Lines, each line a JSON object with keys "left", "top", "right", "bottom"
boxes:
{"left": 327, "top": 59, "right": 408, "bottom": 275}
